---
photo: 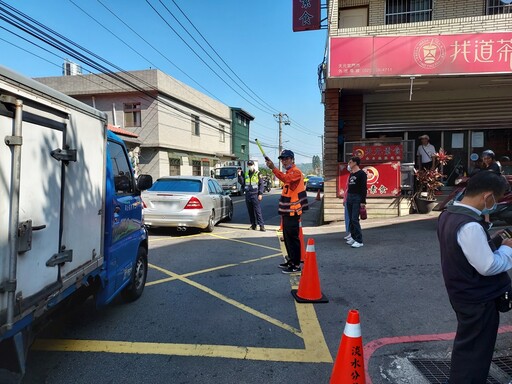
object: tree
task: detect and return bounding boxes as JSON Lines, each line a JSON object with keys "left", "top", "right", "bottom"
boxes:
{"left": 312, "top": 155, "right": 321, "bottom": 175}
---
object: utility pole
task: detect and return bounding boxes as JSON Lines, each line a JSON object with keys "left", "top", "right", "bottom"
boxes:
{"left": 273, "top": 112, "right": 290, "bottom": 172}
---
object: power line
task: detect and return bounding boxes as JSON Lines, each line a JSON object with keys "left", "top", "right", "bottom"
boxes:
{"left": 169, "top": 0, "right": 279, "bottom": 115}
{"left": 0, "top": 1, "right": 236, "bottom": 139}
{"left": 145, "top": 0, "right": 274, "bottom": 116}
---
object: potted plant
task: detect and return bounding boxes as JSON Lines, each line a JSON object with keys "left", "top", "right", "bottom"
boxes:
{"left": 414, "top": 148, "right": 453, "bottom": 214}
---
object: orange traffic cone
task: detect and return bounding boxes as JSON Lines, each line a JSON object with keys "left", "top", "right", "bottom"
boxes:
{"left": 299, "top": 219, "right": 306, "bottom": 263}
{"left": 316, "top": 189, "right": 321, "bottom": 201}
{"left": 291, "top": 238, "right": 328, "bottom": 303}
{"left": 330, "top": 309, "right": 366, "bottom": 384}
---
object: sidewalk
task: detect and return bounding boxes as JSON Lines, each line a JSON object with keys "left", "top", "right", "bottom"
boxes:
{"left": 299, "top": 197, "right": 512, "bottom": 383}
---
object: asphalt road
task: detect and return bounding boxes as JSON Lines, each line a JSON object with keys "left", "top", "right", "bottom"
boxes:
{"left": 21, "top": 190, "right": 512, "bottom": 383}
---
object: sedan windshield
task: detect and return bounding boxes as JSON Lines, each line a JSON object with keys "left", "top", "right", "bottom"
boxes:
{"left": 149, "top": 179, "right": 202, "bottom": 193}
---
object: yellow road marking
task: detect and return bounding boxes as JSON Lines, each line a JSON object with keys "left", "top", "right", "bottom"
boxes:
{"left": 148, "top": 263, "right": 301, "bottom": 336}
{"left": 32, "top": 339, "right": 331, "bottom": 363}
{"left": 146, "top": 253, "right": 282, "bottom": 287}
{"left": 149, "top": 230, "right": 235, "bottom": 243}
{"left": 207, "top": 232, "right": 281, "bottom": 251}
{"left": 32, "top": 228, "right": 332, "bottom": 363}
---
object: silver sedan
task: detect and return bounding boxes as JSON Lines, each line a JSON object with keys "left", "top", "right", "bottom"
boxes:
{"left": 142, "top": 176, "right": 233, "bottom": 232}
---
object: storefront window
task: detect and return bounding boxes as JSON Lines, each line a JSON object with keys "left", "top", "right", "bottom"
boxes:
{"left": 385, "top": 0, "right": 433, "bottom": 24}
{"left": 192, "top": 160, "right": 201, "bottom": 176}
{"left": 169, "top": 158, "right": 181, "bottom": 176}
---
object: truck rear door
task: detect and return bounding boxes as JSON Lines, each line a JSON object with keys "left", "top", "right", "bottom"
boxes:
{"left": 0, "top": 101, "right": 65, "bottom": 312}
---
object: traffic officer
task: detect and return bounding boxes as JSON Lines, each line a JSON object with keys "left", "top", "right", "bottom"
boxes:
{"left": 239, "top": 160, "right": 265, "bottom": 231}
{"left": 266, "top": 150, "right": 308, "bottom": 274}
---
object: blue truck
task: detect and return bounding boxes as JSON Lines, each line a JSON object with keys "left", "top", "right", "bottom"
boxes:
{"left": 0, "top": 65, "right": 153, "bottom": 381}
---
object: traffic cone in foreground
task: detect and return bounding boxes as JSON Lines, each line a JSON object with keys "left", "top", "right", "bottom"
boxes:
{"left": 316, "top": 189, "right": 321, "bottom": 201}
{"left": 291, "top": 238, "right": 328, "bottom": 303}
{"left": 330, "top": 309, "right": 366, "bottom": 384}
{"left": 299, "top": 219, "right": 306, "bottom": 263}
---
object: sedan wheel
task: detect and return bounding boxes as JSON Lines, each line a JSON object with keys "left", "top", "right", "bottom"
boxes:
{"left": 224, "top": 202, "right": 233, "bottom": 222}
{"left": 204, "top": 210, "right": 215, "bottom": 232}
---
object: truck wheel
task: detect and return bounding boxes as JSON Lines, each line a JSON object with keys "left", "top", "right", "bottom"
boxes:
{"left": 122, "top": 247, "right": 147, "bottom": 302}
{"left": 204, "top": 210, "right": 215, "bottom": 232}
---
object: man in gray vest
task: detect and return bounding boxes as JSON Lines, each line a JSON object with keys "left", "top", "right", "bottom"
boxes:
{"left": 438, "top": 171, "right": 512, "bottom": 383}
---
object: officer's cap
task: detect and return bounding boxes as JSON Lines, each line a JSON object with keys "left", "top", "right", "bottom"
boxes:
{"left": 278, "top": 149, "right": 294, "bottom": 159}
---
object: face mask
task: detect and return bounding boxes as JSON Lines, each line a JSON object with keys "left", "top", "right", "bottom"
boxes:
{"left": 285, "top": 164, "right": 293, "bottom": 170}
{"left": 347, "top": 165, "right": 352, "bottom": 172}
{"left": 481, "top": 194, "right": 497, "bottom": 215}
{"left": 248, "top": 166, "right": 254, "bottom": 172}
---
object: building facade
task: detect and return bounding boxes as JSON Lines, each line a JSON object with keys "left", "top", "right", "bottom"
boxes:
{"left": 36, "top": 69, "right": 238, "bottom": 180}
{"left": 322, "top": 0, "right": 512, "bottom": 222}
{"left": 231, "top": 108, "right": 255, "bottom": 161}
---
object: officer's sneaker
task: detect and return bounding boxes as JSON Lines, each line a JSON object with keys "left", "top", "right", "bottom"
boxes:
{"left": 281, "top": 265, "right": 301, "bottom": 274}
{"left": 346, "top": 238, "right": 355, "bottom": 245}
{"left": 351, "top": 241, "right": 364, "bottom": 248}
{"left": 278, "top": 261, "right": 291, "bottom": 269}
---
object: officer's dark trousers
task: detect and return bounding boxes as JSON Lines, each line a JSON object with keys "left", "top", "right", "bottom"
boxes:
{"left": 449, "top": 299, "right": 499, "bottom": 384}
{"left": 282, "top": 214, "right": 301, "bottom": 266}
{"left": 245, "top": 193, "right": 264, "bottom": 226}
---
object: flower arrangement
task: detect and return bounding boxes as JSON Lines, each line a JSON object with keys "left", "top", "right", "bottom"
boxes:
{"left": 415, "top": 148, "right": 453, "bottom": 201}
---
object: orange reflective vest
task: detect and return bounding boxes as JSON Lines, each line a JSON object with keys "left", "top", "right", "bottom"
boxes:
{"left": 272, "top": 165, "right": 308, "bottom": 216}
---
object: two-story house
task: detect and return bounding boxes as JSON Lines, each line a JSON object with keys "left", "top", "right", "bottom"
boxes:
{"left": 322, "top": 0, "right": 512, "bottom": 222}
{"left": 36, "top": 69, "right": 237, "bottom": 180}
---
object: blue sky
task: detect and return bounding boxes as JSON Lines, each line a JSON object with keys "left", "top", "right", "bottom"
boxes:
{"left": 0, "top": 0, "right": 327, "bottom": 165}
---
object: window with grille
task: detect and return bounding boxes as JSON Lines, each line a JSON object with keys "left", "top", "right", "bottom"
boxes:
{"left": 385, "top": 0, "right": 432, "bottom": 24}
{"left": 219, "top": 124, "right": 225, "bottom": 142}
{"left": 191, "top": 114, "right": 200, "bottom": 136}
{"left": 486, "top": 0, "right": 512, "bottom": 15}
{"left": 124, "top": 103, "right": 141, "bottom": 127}
{"left": 192, "top": 160, "right": 201, "bottom": 176}
{"left": 169, "top": 158, "right": 181, "bottom": 176}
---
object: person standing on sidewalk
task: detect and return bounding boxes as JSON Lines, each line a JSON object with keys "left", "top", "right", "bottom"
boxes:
{"left": 343, "top": 164, "right": 352, "bottom": 242}
{"left": 238, "top": 160, "right": 265, "bottom": 231}
{"left": 266, "top": 150, "right": 308, "bottom": 274}
{"left": 345, "top": 157, "right": 367, "bottom": 248}
{"left": 438, "top": 171, "right": 512, "bottom": 383}
{"left": 416, "top": 134, "right": 436, "bottom": 170}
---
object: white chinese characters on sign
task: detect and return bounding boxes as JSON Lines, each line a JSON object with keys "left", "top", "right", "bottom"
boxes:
{"left": 451, "top": 38, "right": 512, "bottom": 69}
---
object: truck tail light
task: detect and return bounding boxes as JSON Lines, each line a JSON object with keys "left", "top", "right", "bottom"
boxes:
{"left": 184, "top": 196, "right": 203, "bottom": 209}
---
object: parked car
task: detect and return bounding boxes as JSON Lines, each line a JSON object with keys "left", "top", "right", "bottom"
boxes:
{"left": 306, "top": 176, "right": 324, "bottom": 191}
{"left": 142, "top": 176, "right": 233, "bottom": 232}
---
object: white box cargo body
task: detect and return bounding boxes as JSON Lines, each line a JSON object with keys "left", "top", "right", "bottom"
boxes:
{"left": 0, "top": 65, "right": 106, "bottom": 331}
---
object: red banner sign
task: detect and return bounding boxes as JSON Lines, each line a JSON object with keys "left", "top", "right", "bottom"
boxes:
{"left": 353, "top": 144, "right": 403, "bottom": 162}
{"left": 337, "top": 162, "right": 401, "bottom": 198}
{"left": 329, "top": 32, "right": 512, "bottom": 77}
{"left": 293, "top": 0, "right": 321, "bottom": 32}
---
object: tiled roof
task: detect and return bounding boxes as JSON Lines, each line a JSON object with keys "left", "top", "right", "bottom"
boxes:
{"left": 107, "top": 124, "right": 139, "bottom": 138}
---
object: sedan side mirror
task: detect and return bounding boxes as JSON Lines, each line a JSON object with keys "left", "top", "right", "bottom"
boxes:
{"left": 137, "top": 174, "right": 153, "bottom": 191}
